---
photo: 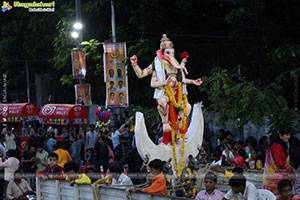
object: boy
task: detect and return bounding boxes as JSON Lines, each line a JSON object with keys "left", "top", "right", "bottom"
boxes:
{"left": 53, "top": 141, "right": 72, "bottom": 168}
{"left": 195, "top": 172, "right": 224, "bottom": 200}
{"left": 132, "top": 159, "right": 166, "bottom": 195}
{"left": 107, "top": 161, "right": 132, "bottom": 188}
{"left": 64, "top": 161, "right": 91, "bottom": 186}
{"left": 37, "top": 153, "right": 64, "bottom": 180}
{"left": 222, "top": 174, "right": 263, "bottom": 200}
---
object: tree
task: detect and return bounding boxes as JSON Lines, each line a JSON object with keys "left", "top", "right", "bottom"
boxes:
{"left": 199, "top": 67, "right": 296, "bottom": 133}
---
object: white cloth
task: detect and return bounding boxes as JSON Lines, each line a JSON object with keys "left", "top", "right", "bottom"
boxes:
{"left": 111, "top": 173, "right": 133, "bottom": 188}
{"left": 224, "top": 181, "right": 263, "bottom": 200}
{"left": 153, "top": 57, "right": 187, "bottom": 99}
{"left": 222, "top": 150, "right": 235, "bottom": 163}
{"left": 5, "top": 134, "right": 16, "bottom": 151}
{"left": 0, "top": 157, "right": 20, "bottom": 181}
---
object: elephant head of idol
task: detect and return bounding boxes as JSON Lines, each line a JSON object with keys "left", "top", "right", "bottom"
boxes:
{"left": 156, "top": 34, "right": 188, "bottom": 75}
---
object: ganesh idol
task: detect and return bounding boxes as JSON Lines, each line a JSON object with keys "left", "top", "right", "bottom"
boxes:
{"left": 130, "top": 34, "right": 202, "bottom": 144}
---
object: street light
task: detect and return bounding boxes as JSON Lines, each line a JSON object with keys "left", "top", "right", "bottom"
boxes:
{"left": 73, "top": 22, "right": 83, "bottom": 30}
{"left": 71, "top": 31, "right": 79, "bottom": 39}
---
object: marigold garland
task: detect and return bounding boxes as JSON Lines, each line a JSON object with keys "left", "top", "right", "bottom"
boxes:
{"left": 165, "top": 81, "right": 189, "bottom": 176}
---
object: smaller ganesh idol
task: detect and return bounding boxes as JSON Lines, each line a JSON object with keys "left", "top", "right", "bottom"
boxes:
{"left": 130, "top": 34, "right": 202, "bottom": 144}
{"left": 95, "top": 107, "right": 112, "bottom": 129}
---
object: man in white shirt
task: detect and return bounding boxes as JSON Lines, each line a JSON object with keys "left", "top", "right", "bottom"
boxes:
{"left": 109, "top": 162, "right": 133, "bottom": 189}
{"left": 5, "top": 127, "right": 16, "bottom": 151}
{"left": 222, "top": 174, "right": 263, "bottom": 200}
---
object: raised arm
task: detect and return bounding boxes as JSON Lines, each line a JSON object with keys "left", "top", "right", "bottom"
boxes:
{"left": 130, "top": 55, "right": 153, "bottom": 79}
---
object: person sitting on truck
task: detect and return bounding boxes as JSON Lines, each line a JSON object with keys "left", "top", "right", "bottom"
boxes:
{"left": 64, "top": 161, "right": 91, "bottom": 186}
{"left": 37, "top": 153, "right": 64, "bottom": 180}
{"left": 131, "top": 159, "right": 166, "bottom": 195}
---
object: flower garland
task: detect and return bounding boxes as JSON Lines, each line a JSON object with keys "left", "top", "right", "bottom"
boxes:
{"left": 165, "top": 82, "right": 189, "bottom": 176}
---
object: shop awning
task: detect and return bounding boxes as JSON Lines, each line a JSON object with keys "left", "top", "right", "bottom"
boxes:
{"left": 0, "top": 103, "right": 39, "bottom": 122}
{"left": 39, "top": 104, "right": 88, "bottom": 125}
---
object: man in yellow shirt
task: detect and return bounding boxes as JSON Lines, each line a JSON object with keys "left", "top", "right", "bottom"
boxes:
{"left": 64, "top": 161, "right": 91, "bottom": 185}
{"left": 53, "top": 141, "right": 72, "bottom": 168}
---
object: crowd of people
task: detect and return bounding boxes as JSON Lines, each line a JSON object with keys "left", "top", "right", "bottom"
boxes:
{"left": 0, "top": 113, "right": 299, "bottom": 200}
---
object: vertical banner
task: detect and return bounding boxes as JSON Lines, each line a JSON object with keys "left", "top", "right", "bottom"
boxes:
{"left": 72, "top": 50, "right": 87, "bottom": 79}
{"left": 103, "top": 42, "right": 129, "bottom": 108}
{"left": 75, "top": 83, "right": 92, "bottom": 106}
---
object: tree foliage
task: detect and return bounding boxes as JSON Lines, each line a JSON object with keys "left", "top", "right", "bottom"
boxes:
{"left": 199, "top": 67, "right": 295, "bottom": 132}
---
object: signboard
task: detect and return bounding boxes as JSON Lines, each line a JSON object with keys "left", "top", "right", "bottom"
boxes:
{"left": 72, "top": 50, "right": 87, "bottom": 79}
{"left": 103, "top": 42, "right": 129, "bottom": 108}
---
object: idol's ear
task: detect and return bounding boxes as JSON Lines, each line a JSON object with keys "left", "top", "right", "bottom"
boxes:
{"left": 156, "top": 50, "right": 163, "bottom": 59}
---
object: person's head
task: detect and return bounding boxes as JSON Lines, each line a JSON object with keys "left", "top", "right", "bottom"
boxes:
{"left": 89, "top": 124, "right": 95, "bottom": 131}
{"left": 237, "top": 148, "right": 246, "bottom": 159}
{"left": 250, "top": 149, "right": 258, "bottom": 160}
{"left": 278, "top": 126, "right": 292, "bottom": 143}
{"left": 119, "top": 134, "right": 126, "bottom": 143}
{"left": 245, "top": 136, "right": 257, "bottom": 150}
{"left": 117, "top": 69, "right": 122, "bottom": 77}
{"left": 217, "top": 129, "right": 225, "bottom": 137}
{"left": 108, "top": 162, "right": 123, "bottom": 179}
{"left": 7, "top": 149, "right": 17, "bottom": 158}
{"left": 109, "top": 81, "right": 115, "bottom": 88}
{"left": 64, "top": 161, "right": 79, "bottom": 181}
{"left": 14, "top": 170, "right": 22, "bottom": 183}
{"left": 119, "top": 93, "right": 124, "bottom": 100}
{"left": 259, "top": 136, "right": 269, "bottom": 147}
{"left": 233, "top": 141, "right": 244, "bottom": 151}
{"left": 148, "top": 159, "right": 163, "bottom": 175}
{"left": 118, "top": 80, "right": 123, "bottom": 88}
{"left": 99, "top": 136, "right": 107, "bottom": 145}
{"left": 54, "top": 141, "right": 63, "bottom": 149}
{"left": 109, "top": 69, "right": 114, "bottom": 77}
{"left": 48, "top": 153, "right": 59, "bottom": 168}
{"left": 124, "top": 125, "right": 130, "bottom": 133}
{"left": 110, "top": 92, "right": 115, "bottom": 99}
{"left": 204, "top": 172, "right": 218, "bottom": 191}
{"left": 37, "top": 143, "right": 44, "bottom": 153}
{"left": 277, "top": 179, "right": 293, "bottom": 200}
{"left": 110, "top": 126, "right": 117, "bottom": 133}
{"left": 29, "top": 145, "right": 36, "bottom": 153}
{"left": 229, "top": 174, "right": 246, "bottom": 194}
{"left": 6, "top": 127, "right": 12, "bottom": 135}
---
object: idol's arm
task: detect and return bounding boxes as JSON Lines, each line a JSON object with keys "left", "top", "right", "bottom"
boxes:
{"left": 130, "top": 55, "right": 153, "bottom": 79}
{"left": 185, "top": 78, "right": 202, "bottom": 86}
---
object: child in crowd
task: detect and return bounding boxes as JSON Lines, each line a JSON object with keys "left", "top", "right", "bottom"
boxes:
{"left": 195, "top": 172, "right": 224, "bottom": 200}
{"left": 109, "top": 161, "right": 132, "bottom": 188}
{"left": 64, "top": 161, "right": 91, "bottom": 186}
{"left": 37, "top": 153, "right": 64, "bottom": 180}
{"left": 245, "top": 148, "right": 263, "bottom": 169}
{"left": 277, "top": 179, "right": 300, "bottom": 200}
{"left": 53, "top": 141, "right": 72, "bottom": 168}
{"left": 225, "top": 144, "right": 246, "bottom": 167}
{"left": 6, "top": 170, "right": 33, "bottom": 200}
{"left": 132, "top": 159, "right": 166, "bottom": 195}
{"left": 222, "top": 174, "right": 263, "bottom": 200}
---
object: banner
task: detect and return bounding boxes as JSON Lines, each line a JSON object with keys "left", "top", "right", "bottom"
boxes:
{"left": 72, "top": 50, "right": 87, "bottom": 79}
{"left": 74, "top": 83, "right": 92, "bottom": 106}
{"left": 103, "top": 42, "right": 129, "bottom": 108}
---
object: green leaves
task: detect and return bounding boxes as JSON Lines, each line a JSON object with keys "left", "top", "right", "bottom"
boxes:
{"left": 199, "top": 67, "right": 294, "bottom": 132}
